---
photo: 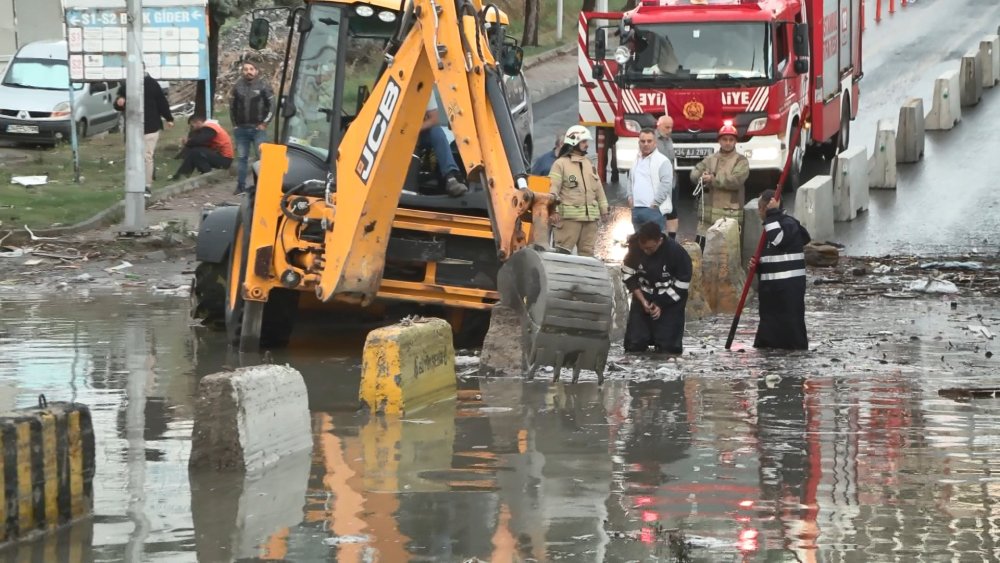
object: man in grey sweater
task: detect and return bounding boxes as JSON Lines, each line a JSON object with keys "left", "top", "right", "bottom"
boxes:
{"left": 656, "top": 115, "right": 679, "bottom": 238}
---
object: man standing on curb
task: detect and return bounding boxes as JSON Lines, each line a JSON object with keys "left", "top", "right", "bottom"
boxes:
{"left": 230, "top": 60, "right": 274, "bottom": 194}
{"left": 114, "top": 67, "right": 174, "bottom": 198}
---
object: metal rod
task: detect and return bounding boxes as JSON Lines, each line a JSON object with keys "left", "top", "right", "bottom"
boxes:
{"left": 724, "top": 126, "right": 801, "bottom": 350}
{"left": 556, "top": 0, "right": 563, "bottom": 41}
{"left": 67, "top": 82, "right": 81, "bottom": 183}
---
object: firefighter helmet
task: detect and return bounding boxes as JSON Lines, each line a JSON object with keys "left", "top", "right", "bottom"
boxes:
{"left": 564, "top": 125, "right": 593, "bottom": 147}
{"left": 718, "top": 122, "right": 738, "bottom": 138}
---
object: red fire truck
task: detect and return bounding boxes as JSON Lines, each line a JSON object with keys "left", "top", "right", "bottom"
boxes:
{"left": 579, "top": 0, "right": 862, "bottom": 190}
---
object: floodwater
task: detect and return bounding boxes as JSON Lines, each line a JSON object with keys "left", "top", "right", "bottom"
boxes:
{"left": 0, "top": 288, "right": 998, "bottom": 562}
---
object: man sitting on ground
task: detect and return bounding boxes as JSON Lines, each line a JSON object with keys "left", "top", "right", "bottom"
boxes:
{"left": 169, "top": 115, "right": 234, "bottom": 181}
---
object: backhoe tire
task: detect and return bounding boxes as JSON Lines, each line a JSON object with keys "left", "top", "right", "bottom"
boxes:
{"left": 190, "top": 261, "right": 227, "bottom": 330}
{"left": 224, "top": 202, "right": 299, "bottom": 351}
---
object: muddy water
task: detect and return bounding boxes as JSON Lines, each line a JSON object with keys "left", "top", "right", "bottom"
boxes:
{"left": 0, "top": 289, "right": 997, "bottom": 561}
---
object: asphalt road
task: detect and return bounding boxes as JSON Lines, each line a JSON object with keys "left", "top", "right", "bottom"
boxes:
{"left": 532, "top": 0, "right": 1000, "bottom": 256}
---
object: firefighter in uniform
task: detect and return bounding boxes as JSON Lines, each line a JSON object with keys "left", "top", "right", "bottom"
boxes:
{"left": 752, "top": 189, "right": 810, "bottom": 350}
{"left": 690, "top": 123, "right": 750, "bottom": 249}
{"left": 548, "top": 126, "right": 610, "bottom": 257}
{"left": 622, "top": 221, "right": 693, "bottom": 354}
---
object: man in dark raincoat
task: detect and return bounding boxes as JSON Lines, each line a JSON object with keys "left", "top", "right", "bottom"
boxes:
{"left": 622, "top": 221, "right": 693, "bottom": 354}
{"left": 752, "top": 189, "right": 810, "bottom": 350}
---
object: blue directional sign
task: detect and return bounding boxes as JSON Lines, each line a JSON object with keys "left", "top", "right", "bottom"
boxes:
{"left": 64, "top": 4, "right": 209, "bottom": 82}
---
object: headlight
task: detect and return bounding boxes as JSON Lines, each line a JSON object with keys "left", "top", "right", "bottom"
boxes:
{"left": 747, "top": 117, "right": 767, "bottom": 133}
{"left": 378, "top": 10, "right": 397, "bottom": 22}
{"left": 614, "top": 46, "right": 630, "bottom": 65}
{"left": 51, "top": 101, "right": 71, "bottom": 118}
{"left": 355, "top": 5, "right": 374, "bottom": 17}
{"left": 744, "top": 147, "right": 780, "bottom": 162}
{"left": 624, "top": 119, "right": 641, "bottom": 133}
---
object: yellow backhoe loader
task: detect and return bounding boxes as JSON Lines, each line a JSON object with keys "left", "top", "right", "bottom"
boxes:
{"left": 191, "top": 0, "right": 614, "bottom": 381}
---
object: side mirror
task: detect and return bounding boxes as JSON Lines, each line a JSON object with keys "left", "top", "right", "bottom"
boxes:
{"left": 595, "top": 28, "right": 608, "bottom": 60}
{"left": 500, "top": 44, "right": 524, "bottom": 76}
{"left": 794, "top": 58, "right": 809, "bottom": 75}
{"left": 592, "top": 63, "right": 604, "bottom": 80}
{"left": 793, "top": 23, "right": 809, "bottom": 57}
{"left": 249, "top": 18, "right": 270, "bottom": 50}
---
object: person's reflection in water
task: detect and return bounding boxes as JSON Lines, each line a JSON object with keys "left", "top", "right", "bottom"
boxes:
{"left": 755, "top": 374, "right": 820, "bottom": 555}
{"left": 604, "top": 378, "right": 692, "bottom": 561}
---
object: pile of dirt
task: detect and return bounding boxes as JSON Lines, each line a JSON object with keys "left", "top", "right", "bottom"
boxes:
{"left": 168, "top": 11, "right": 293, "bottom": 109}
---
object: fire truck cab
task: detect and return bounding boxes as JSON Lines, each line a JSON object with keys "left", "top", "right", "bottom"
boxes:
{"left": 580, "top": 0, "right": 862, "bottom": 191}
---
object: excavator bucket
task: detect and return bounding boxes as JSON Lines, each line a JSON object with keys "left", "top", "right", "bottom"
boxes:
{"left": 496, "top": 247, "right": 614, "bottom": 383}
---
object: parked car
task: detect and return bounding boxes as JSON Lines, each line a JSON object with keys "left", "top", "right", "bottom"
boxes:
{"left": 0, "top": 40, "right": 122, "bottom": 145}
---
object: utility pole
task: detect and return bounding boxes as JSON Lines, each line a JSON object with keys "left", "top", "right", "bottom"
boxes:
{"left": 121, "top": 0, "right": 147, "bottom": 235}
{"left": 557, "top": 0, "right": 563, "bottom": 41}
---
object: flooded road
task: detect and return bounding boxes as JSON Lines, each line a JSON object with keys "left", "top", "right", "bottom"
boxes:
{"left": 0, "top": 288, "right": 997, "bottom": 561}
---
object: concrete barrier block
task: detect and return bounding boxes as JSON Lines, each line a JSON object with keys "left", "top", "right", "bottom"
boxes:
{"left": 0, "top": 400, "right": 95, "bottom": 547}
{"left": 361, "top": 317, "right": 455, "bottom": 415}
{"left": 795, "top": 175, "right": 835, "bottom": 242}
{"left": 926, "top": 70, "right": 961, "bottom": 130}
{"left": 833, "top": 146, "right": 869, "bottom": 222}
{"left": 190, "top": 365, "right": 311, "bottom": 474}
{"left": 979, "top": 35, "right": 1000, "bottom": 87}
{"left": 960, "top": 51, "right": 984, "bottom": 106}
{"left": 702, "top": 218, "right": 746, "bottom": 315}
{"left": 896, "top": 98, "right": 926, "bottom": 163}
{"left": 681, "top": 242, "right": 713, "bottom": 321}
{"left": 868, "top": 120, "right": 898, "bottom": 189}
{"left": 742, "top": 198, "right": 763, "bottom": 264}
{"left": 191, "top": 449, "right": 311, "bottom": 560}
{"left": 607, "top": 264, "right": 629, "bottom": 343}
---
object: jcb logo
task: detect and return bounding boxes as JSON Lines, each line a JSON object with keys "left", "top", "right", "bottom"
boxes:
{"left": 638, "top": 92, "right": 666, "bottom": 107}
{"left": 356, "top": 78, "right": 401, "bottom": 183}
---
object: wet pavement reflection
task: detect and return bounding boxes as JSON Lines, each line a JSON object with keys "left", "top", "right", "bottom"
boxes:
{"left": 0, "top": 289, "right": 997, "bottom": 561}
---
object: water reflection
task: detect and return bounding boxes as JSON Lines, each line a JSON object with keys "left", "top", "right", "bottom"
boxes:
{"left": 0, "top": 291, "right": 998, "bottom": 561}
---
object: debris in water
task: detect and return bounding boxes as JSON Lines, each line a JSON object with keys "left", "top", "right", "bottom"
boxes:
{"left": 105, "top": 261, "right": 133, "bottom": 273}
{"left": 968, "top": 326, "right": 995, "bottom": 340}
{"left": 907, "top": 278, "right": 959, "bottom": 294}
{"left": 322, "top": 535, "right": 370, "bottom": 546}
{"left": 920, "top": 261, "right": 983, "bottom": 271}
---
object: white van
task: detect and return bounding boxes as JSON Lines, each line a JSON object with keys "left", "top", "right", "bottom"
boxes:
{"left": 0, "top": 40, "right": 122, "bottom": 145}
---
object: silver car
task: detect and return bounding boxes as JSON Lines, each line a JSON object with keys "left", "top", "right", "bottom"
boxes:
{"left": 0, "top": 40, "right": 122, "bottom": 145}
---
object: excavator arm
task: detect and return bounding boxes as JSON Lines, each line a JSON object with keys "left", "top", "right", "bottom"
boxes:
{"left": 318, "top": 0, "right": 534, "bottom": 304}
{"left": 317, "top": 0, "right": 614, "bottom": 380}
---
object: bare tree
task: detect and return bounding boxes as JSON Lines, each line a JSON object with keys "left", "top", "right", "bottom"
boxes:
{"left": 522, "top": 0, "right": 540, "bottom": 46}
{"left": 583, "top": 0, "right": 597, "bottom": 11}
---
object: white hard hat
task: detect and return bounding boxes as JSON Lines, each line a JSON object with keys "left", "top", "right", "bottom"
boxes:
{"left": 564, "top": 125, "right": 593, "bottom": 147}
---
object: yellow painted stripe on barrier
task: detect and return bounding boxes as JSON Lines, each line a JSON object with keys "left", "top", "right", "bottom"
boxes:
{"left": 41, "top": 413, "right": 58, "bottom": 528}
{"left": 68, "top": 410, "right": 84, "bottom": 518}
{"left": 16, "top": 421, "right": 33, "bottom": 532}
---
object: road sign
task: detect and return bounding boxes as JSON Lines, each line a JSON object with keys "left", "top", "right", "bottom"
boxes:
{"left": 63, "top": 1, "right": 209, "bottom": 82}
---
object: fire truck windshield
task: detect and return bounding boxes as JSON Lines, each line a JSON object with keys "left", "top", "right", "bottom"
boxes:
{"left": 624, "top": 22, "right": 770, "bottom": 85}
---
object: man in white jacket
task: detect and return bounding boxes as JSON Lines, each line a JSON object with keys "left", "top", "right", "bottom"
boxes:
{"left": 626, "top": 128, "right": 674, "bottom": 233}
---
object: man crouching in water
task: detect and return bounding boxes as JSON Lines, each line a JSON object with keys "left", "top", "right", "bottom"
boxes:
{"left": 622, "top": 221, "right": 693, "bottom": 354}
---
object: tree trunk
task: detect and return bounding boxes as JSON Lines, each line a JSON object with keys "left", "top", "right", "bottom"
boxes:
{"left": 623, "top": 0, "right": 638, "bottom": 9}
{"left": 582, "top": 0, "right": 596, "bottom": 11}
{"left": 195, "top": 12, "right": 224, "bottom": 119}
{"left": 522, "top": 0, "right": 540, "bottom": 47}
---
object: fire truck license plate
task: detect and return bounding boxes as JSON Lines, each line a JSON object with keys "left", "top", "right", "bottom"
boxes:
{"left": 676, "top": 148, "right": 714, "bottom": 158}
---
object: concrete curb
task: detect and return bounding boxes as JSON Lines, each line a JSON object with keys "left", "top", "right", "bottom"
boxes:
{"left": 523, "top": 43, "right": 577, "bottom": 105}
{"left": 4, "top": 169, "right": 227, "bottom": 242}
{"left": 522, "top": 43, "right": 576, "bottom": 71}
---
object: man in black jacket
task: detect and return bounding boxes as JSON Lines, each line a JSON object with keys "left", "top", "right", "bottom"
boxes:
{"left": 114, "top": 69, "right": 174, "bottom": 196}
{"left": 622, "top": 221, "right": 693, "bottom": 354}
{"left": 230, "top": 60, "right": 274, "bottom": 194}
{"left": 751, "top": 189, "right": 810, "bottom": 350}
